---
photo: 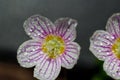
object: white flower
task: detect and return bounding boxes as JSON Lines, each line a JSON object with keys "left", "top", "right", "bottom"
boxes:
{"left": 90, "top": 13, "right": 120, "bottom": 79}
{"left": 17, "top": 15, "right": 81, "bottom": 80}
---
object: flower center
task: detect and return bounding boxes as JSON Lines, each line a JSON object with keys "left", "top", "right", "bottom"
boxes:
{"left": 42, "top": 35, "right": 65, "bottom": 59}
{"left": 112, "top": 38, "right": 120, "bottom": 59}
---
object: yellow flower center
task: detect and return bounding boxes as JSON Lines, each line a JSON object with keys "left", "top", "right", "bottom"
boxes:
{"left": 112, "top": 38, "right": 120, "bottom": 59}
{"left": 42, "top": 35, "right": 65, "bottom": 59}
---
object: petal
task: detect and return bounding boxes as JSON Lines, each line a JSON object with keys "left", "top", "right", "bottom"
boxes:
{"left": 24, "top": 15, "right": 55, "bottom": 39}
{"left": 17, "top": 40, "right": 44, "bottom": 68}
{"left": 61, "top": 42, "right": 80, "bottom": 69}
{"left": 106, "top": 13, "right": 120, "bottom": 38}
{"left": 54, "top": 18, "right": 77, "bottom": 42}
{"left": 34, "top": 58, "right": 61, "bottom": 80}
{"left": 89, "top": 30, "right": 115, "bottom": 61}
{"left": 103, "top": 56, "right": 120, "bottom": 79}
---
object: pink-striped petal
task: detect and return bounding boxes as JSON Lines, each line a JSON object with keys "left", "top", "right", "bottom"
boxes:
{"left": 89, "top": 30, "right": 115, "bottom": 60}
{"left": 54, "top": 18, "right": 77, "bottom": 42}
{"left": 106, "top": 13, "right": 120, "bottom": 38}
{"left": 17, "top": 40, "right": 44, "bottom": 68}
{"left": 61, "top": 42, "right": 80, "bottom": 69}
{"left": 34, "top": 58, "right": 61, "bottom": 80}
{"left": 103, "top": 56, "right": 120, "bottom": 79}
{"left": 24, "top": 15, "right": 55, "bottom": 39}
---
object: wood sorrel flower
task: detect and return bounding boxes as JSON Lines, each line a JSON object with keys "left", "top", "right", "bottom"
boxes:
{"left": 90, "top": 13, "right": 120, "bottom": 79}
{"left": 17, "top": 15, "right": 80, "bottom": 80}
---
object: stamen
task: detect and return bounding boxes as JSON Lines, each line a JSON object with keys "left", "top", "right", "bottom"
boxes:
{"left": 42, "top": 35, "right": 65, "bottom": 59}
{"left": 112, "top": 38, "right": 120, "bottom": 59}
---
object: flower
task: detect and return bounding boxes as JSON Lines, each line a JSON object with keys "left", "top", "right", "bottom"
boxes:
{"left": 17, "top": 15, "right": 80, "bottom": 80}
{"left": 89, "top": 13, "right": 120, "bottom": 79}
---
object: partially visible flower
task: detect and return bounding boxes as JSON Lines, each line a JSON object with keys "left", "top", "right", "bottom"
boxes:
{"left": 17, "top": 15, "right": 80, "bottom": 80}
{"left": 90, "top": 13, "right": 120, "bottom": 79}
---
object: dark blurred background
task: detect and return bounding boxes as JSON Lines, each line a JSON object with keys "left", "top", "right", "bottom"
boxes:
{"left": 0, "top": 0, "right": 120, "bottom": 80}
